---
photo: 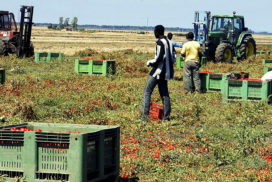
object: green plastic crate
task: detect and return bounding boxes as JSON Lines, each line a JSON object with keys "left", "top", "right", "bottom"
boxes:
{"left": 0, "top": 68, "right": 5, "bottom": 84}
{"left": 177, "top": 57, "right": 207, "bottom": 69}
{"left": 35, "top": 52, "right": 63, "bottom": 62}
{"left": 198, "top": 72, "right": 229, "bottom": 92}
{"left": 222, "top": 79, "right": 272, "bottom": 102}
{"left": 75, "top": 58, "right": 116, "bottom": 76}
{"left": 176, "top": 57, "right": 184, "bottom": 68}
{"left": 257, "top": 51, "right": 270, "bottom": 55}
{"left": 0, "top": 122, "right": 120, "bottom": 182}
{"left": 264, "top": 67, "right": 272, "bottom": 74}
{"left": 262, "top": 59, "right": 272, "bottom": 67}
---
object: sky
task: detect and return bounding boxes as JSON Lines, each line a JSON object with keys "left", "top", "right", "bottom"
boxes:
{"left": 2, "top": 0, "right": 271, "bottom": 32}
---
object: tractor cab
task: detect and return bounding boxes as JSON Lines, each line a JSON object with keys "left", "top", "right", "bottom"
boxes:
{"left": 210, "top": 15, "right": 245, "bottom": 43}
{"left": 0, "top": 11, "right": 17, "bottom": 41}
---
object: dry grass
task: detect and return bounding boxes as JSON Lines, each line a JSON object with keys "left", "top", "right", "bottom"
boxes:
{"left": 31, "top": 27, "right": 272, "bottom": 56}
{"left": 31, "top": 27, "right": 186, "bottom": 55}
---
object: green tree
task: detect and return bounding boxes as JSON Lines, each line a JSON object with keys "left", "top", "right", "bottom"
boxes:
{"left": 64, "top": 18, "right": 70, "bottom": 27}
{"left": 58, "top": 17, "right": 64, "bottom": 29}
{"left": 71, "top": 17, "right": 78, "bottom": 30}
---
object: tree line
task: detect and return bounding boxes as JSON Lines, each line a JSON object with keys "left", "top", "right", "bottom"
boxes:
{"left": 48, "top": 17, "right": 78, "bottom": 30}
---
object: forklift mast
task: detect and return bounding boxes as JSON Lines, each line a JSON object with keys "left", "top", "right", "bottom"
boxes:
{"left": 193, "top": 11, "right": 211, "bottom": 46}
{"left": 16, "top": 6, "right": 34, "bottom": 58}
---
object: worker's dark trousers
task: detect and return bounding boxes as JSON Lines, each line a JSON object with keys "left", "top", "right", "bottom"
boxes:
{"left": 184, "top": 60, "right": 201, "bottom": 93}
{"left": 141, "top": 75, "right": 171, "bottom": 120}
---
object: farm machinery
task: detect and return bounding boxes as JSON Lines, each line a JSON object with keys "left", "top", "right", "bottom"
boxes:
{"left": 193, "top": 11, "right": 256, "bottom": 62}
{"left": 0, "top": 6, "right": 34, "bottom": 58}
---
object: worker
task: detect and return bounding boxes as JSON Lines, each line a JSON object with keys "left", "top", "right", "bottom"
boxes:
{"left": 167, "top": 32, "right": 183, "bottom": 48}
{"left": 181, "top": 32, "right": 202, "bottom": 94}
{"left": 141, "top": 25, "right": 175, "bottom": 121}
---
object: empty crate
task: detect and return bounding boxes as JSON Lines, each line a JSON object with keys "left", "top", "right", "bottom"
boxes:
{"left": 75, "top": 58, "right": 116, "bottom": 76}
{"left": 35, "top": 52, "right": 63, "bottom": 62}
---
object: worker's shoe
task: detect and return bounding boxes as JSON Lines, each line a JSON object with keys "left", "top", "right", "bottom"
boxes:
{"left": 163, "top": 117, "right": 171, "bottom": 121}
{"left": 195, "top": 90, "right": 203, "bottom": 94}
{"left": 185, "top": 90, "right": 193, "bottom": 94}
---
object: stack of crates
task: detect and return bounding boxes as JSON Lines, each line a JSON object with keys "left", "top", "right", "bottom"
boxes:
{"left": 75, "top": 58, "right": 116, "bottom": 76}
{"left": 0, "top": 68, "right": 5, "bottom": 84}
{"left": 149, "top": 102, "right": 164, "bottom": 120}
{"left": 222, "top": 78, "right": 272, "bottom": 102}
{"left": 35, "top": 52, "right": 63, "bottom": 62}
{"left": 0, "top": 122, "right": 120, "bottom": 182}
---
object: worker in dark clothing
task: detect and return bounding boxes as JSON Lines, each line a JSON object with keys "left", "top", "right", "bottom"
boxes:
{"left": 181, "top": 32, "right": 202, "bottom": 93}
{"left": 141, "top": 25, "right": 175, "bottom": 121}
{"left": 167, "top": 32, "right": 183, "bottom": 48}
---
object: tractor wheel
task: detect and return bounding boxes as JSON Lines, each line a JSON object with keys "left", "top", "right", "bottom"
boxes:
{"left": 0, "top": 41, "right": 7, "bottom": 56}
{"left": 238, "top": 36, "right": 256, "bottom": 61}
{"left": 215, "top": 43, "right": 234, "bottom": 63}
{"left": 8, "top": 42, "right": 17, "bottom": 54}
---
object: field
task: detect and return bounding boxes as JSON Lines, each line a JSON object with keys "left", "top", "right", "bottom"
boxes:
{"left": 1, "top": 27, "right": 272, "bottom": 181}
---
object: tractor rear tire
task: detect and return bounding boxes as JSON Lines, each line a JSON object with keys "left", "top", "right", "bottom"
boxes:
{"left": 215, "top": 43, "right": 234, "bottom": 63}
{"left": 238, "top": 36, "right": 256, "bottom": 61}
{"left": 0, "top": 41, "right": 7, "bottom": 56}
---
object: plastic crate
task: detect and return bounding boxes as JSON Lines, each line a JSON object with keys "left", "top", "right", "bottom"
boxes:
{"left": 264, "top": 67, "right": 272, "bottom": 74}
{"left": 177, "top": 57, "right": 207, "bottom": 69}
{"left": 0, "top": 68, "right": 5, "bottom": 84}
{"left": 75, "top": 58, "right": 116, "bottom": 76}
{"left": 198, "top": 71, "right": 229, "bottom": 92}
{"left": 263, "top": 59, "right": 272, "bottom": 67}
{"left": 35, "top": 52, "right": 63, "bottom": 62}
{"left": 149, "top": 102, "right": 163, "bottom": 120}
{"left": 257, "top": 51, "right": 270, "bottom": 55}
{"left": 176, "top": 57, "right": 184, "bottom": 68}
{"left": 0, "top": 122, "right": 120, "bottom": 182}
{"left": 222, "top": 79, "right": 272, "bottom": 102}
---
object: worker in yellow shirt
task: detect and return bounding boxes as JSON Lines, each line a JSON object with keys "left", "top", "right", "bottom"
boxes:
{"left": 181, "top": 32, "right": 202, "bottom": 93}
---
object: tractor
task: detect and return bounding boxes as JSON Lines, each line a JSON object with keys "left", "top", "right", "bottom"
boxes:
{"left": 0, "top": 6, "right": 34, "bottom": 58}
{"left": 193, "top": 11, "right": 256, "bottom": 63}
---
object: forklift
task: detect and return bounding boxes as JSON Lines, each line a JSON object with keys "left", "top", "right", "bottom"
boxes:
{"left": 0, "top": 6, "right": 34, "bottom": 58}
